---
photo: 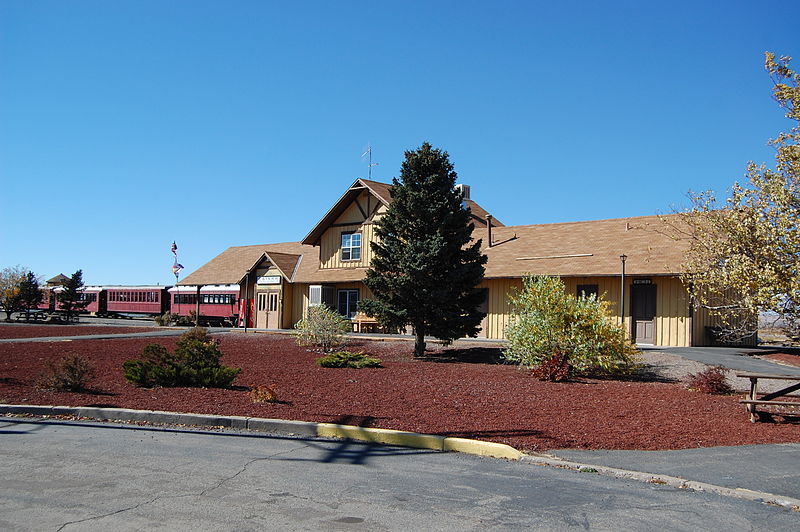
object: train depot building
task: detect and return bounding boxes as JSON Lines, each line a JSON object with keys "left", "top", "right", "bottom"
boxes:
{"left": 180, "top": 178, "right": 727, "bottom": 347}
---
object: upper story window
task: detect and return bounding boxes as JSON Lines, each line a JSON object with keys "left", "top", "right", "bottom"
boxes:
{"left": 341, "top": 232, "right": 362, "bottom": 261}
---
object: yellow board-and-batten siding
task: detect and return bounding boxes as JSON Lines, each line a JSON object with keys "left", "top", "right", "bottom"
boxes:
{"left": 319, "top": 191, "right": 386, "bottom": 269}
{"left": 481, "top": 275, "right": 693, "bottom": 347}
{"left": 289, "top": 281, "right": 374, "bottom": 328}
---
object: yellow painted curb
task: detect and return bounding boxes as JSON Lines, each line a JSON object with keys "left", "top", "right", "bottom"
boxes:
{"left": 316, "top": 424, "right": 446, "bottom": 450}
{"left": 443, "top": 437, "right": 524, "bottom": 460}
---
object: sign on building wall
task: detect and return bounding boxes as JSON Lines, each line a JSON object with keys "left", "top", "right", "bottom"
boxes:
{"left": 257, "top": 275, "right": 281, "bottom": 285}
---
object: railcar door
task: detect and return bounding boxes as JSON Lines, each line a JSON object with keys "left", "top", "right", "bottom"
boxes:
{"left": 631, "top": 284, "right": 656, "bottom": 344}
{"left": 98, "top": 290, "right": 107, "bottom": 315}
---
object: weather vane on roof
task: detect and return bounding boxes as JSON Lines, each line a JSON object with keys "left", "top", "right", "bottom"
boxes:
{"left": 361, "top": 143, "right": 379, "bottom": 179}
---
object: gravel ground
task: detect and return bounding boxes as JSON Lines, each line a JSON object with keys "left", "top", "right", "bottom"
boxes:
{"left": 639, "top": 350, "right": 792, "bottom": 395}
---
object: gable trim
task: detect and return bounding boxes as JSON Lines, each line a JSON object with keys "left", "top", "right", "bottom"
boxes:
{"left": 300, "top": 179, "right": 391, "bottom": 246}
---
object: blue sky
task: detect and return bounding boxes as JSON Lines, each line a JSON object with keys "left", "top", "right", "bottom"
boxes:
{"left": 1, "top": 1, "right": 798, "bottom": 285}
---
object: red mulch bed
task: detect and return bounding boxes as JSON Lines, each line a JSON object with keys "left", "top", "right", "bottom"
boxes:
{"left": 760, "top": 352, "right": 800, "bottom": 368}
{"left": 0, "top": 324, "right": 161, "bottom": 339}
{"left": 1, "top": 333, "right": 797, "bottom": 452}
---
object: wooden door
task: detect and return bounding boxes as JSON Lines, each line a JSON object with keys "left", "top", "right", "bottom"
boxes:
{"left": 266, "top": 291, "right": 280, "bottom": 329}
{"left": 631, "top": 284, "right": 656, "bottom": 344}
{"left": 256, "top": 293, "right": 268, "bottom": 329}
{"left": 477, "top": 288, "right": 489, "bottom": 338}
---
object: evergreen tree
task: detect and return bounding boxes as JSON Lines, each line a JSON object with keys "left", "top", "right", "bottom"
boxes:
{"left": 58, "top": 269, "right": 90, "bottom": 322}
{"left": 361, "top": 143, "right": 488, "bottom": 357}
{"left": 18, "top": 271, "right": 43, "bottom": 312}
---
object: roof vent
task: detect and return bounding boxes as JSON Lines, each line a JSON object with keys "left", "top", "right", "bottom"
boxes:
{"left": 455, "top": 184, "right": 471, "bottom": 200}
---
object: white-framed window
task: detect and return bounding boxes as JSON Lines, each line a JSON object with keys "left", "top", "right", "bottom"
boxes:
{"left": 309, "top": 285, "right": 336, "bottom": 307}
{"left": 341, "top": 232, "right": 362, "bottom": 261}
{"left": 337, "top": 289, "right": 359, "bottom": 319}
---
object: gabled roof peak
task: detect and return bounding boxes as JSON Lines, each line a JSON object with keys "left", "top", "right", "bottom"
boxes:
{"left": 301, "top": 178, "right": 500, "bottom": 245}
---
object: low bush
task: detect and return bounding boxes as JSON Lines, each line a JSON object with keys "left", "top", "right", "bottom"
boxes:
{"left": 684, "top": 366, "right": 733, "bottom": 394}
{"left": 249, "top": 384, "right": 279, "bottom": 403}
{"left": 294, "top": 305, "right": 351, "bottom": 352}
{"left": 123, "top": 327, "right": 240, "bottom": 388}
{"left": 37, "top": 354, "right": 95, "bottom": 392}
{"left": 530, "top": 350, "right": 572, "bottom": 382}
{"left": 154, "top": 312, "right": 177, "bottom": 326}
{"left": 503, "top": 275, "right": 639, "bottom": 378}
{"left": 316, "top": 351, "right": 382, "bottom": 368}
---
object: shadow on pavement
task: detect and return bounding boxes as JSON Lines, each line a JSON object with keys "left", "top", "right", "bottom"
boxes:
{"left": 0, "top": 418, "right": 435, "bottom": 465}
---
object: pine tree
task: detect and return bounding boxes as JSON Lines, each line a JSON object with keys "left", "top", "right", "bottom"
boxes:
{"left": 58, "top": 269, "right": 90, "bottom": 322}
{"left": 361, "top": 143, "right": 488, "bottom": 357}
{"left": 18, "top": 271, "right": 43, "bottom": 312}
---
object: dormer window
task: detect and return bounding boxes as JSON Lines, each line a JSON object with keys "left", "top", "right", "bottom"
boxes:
{"left": 341, "top": 232, "right": 361, "bottom": 261}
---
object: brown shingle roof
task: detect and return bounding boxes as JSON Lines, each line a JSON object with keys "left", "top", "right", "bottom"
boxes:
{"left": 179, "top": 242, "right": 317, "bottom": 286}
{"left": 359, "top": 178, "right": 393, "bottom": 204}
{"left": 264, "top": 251, "right": 302, "bottom": 282}
{"left": 182, "top": 214, "right": 686, "bottom": 287}
{"left": 482, "top": 215, "right": 686, "bottom": 278}
{"left": 46, "top": 274, "right": 70, "bottom": 286}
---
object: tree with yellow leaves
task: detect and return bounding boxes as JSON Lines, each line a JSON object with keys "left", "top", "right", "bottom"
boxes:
{"left": 666, "top": 53, "right": 800, "bottom": 340}
{"left": 0, "top": 265, "right": 28, "bottom": 321}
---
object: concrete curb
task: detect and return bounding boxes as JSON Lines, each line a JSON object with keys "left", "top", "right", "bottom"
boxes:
{"left": 2, "top": 404, "right": 797, "bottom": 510}
{"left": 521, "top": 455, "right": 800, "bottom": 512}
{"left": 0, "top": 405, "right": 520, "bottom": 460}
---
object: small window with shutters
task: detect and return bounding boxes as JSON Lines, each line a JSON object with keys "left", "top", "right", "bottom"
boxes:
{"left": 309, "top": 285, "right": 322, "bottom": 306}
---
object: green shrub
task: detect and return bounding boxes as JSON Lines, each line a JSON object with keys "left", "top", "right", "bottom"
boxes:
{"left": 123, "top": 327, "right": 240, "bottom": 388}
{"left": 503, "top": 275, "right": 638, "bottom": 378}
{"left": 37, "top": 354, "right": 95, "bottom": 392}
{"left": 316, "top": 351, "right": 382, "bottom": 368}
{"left": 294, "top": 305, "right": 351, "bottom": 351}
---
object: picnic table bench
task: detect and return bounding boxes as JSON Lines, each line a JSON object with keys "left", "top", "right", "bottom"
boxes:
{"left": 352, "top": 312, "right": 380, "bottom": 333}
{"left": 15, "top": 310, "right": 48, "bottom": 322}
{"left": 736, "top": 372, "right": 800, "bottom": 422}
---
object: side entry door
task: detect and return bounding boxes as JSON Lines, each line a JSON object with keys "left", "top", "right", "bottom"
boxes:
{"left": 631, "top": 284, "right": 656, "bottom": 344}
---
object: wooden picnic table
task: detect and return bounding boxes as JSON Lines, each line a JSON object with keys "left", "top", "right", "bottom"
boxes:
{"left": 736, "top": 371, "right": 800, "bottom": 422}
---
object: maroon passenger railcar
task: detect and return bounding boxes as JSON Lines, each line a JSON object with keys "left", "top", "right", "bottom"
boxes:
{"left": 168, "top": 284, "right": 239, "bottom": 324}
{"left": 78, "top": 286, "right": 104, "bottom": 314}
{"left": 103, "top": 286, "right": 170, "bottom": 316}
